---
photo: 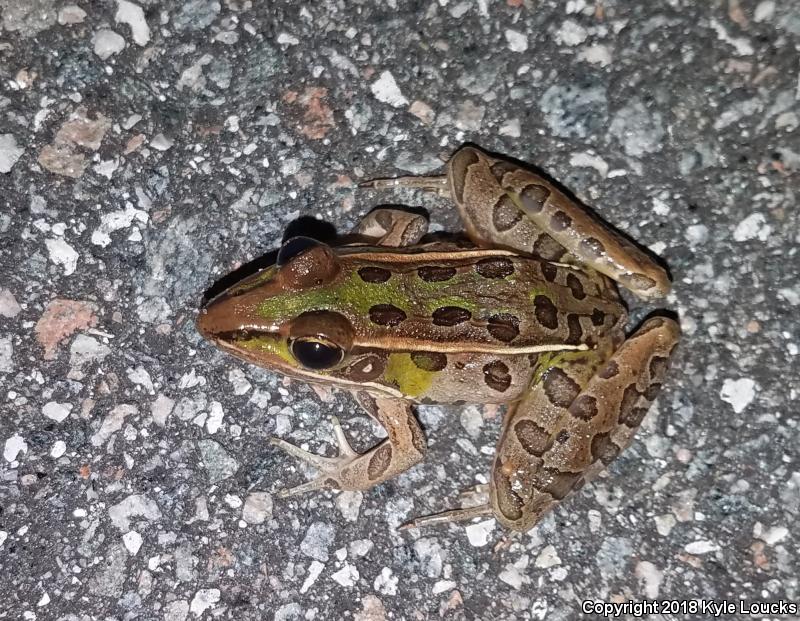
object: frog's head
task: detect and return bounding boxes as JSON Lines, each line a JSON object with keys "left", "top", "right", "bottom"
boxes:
{"left": 196, "top": 237, "right": 365, "bottom": 385}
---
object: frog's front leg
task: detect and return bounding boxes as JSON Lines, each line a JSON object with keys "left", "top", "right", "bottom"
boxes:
{"left": 271, "top": 393, "right": 426, "bottom": 497}
{"left": 490, "top": 316, "right": 680, "bottom": 531}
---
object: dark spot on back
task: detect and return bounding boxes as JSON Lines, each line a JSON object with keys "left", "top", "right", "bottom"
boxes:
{"left": 475, "top": 257, "right": 515, "bottom": 279}
{"left": 556, "top": 429, "right": 570, "bottom": 443}
{"left": 410, "top": 351, "right": 448, "bottom": 372}
{"left": 649, "top": 355, "right": 670, "bottom": 381}
{"left": 532, "top": 467, "right": 581, "bottom": 500}
{"left": 514, "top": 420, "right": 553, "bottom": 456}
{"left": 483, "top": 360, "right": 512, "bottom": 392}
{"left": 367, "top": 443, "right": 392, "bottom": 480}
{"left": 490, "top": 160, "right": 517, "bottom": 182}
{"left": 418, "top": 265, "right": 457, "bottom": 282}
{"left": 645, "top": 382, "right": 663, "bottom": 401}
{"left": 347, "top": 354, "right": 386, "bottom": 381}
{"left": 543, "top": 368, "right": 581, "bottom": 408}
{"left": 590, "top": 308, "right": 606, "bottom": 326}
{"left": 534, "top": 295, "right": 559, "bottom": 330}
{"left": 566, "top": 273, "right": 586, "bottom": 300}
{"left": 591, "top": 432, "right": 620, "bottom": 465}
{"left": 550, "top": 210, "right": 572, "bottom": 231}
{"left": 598, "top": 360, "right": 619, "bottom": 379}
{"left": 580, "top": 237, "right": 605, "bottom": 260}
{"left": 620, "top": 273, "right": 657, "bottom": 291}
{"left": 368, "top": 304, "right": 407, "bottom": 326}
{"left": 532, "top": 235, "right": 566, "bottom": 261}
{"left": 358, "top": 266, "right": 391, "bottom": 283}
{"left": 492, "top": 196, "right": 524, "bottom": 232}
{"left": 493, "top": 467, "right": 523, "bottom": 520}
{"left": 432, "top": 306, "right": 472, "bottom": 326}
{"left": 618, "top": 384, "right": 643, "bottom": 427}
{"left": 520, "top": 183, "right": 550, "bottom": 214}
{"left": 565, "top": 314, "right": 583, "bottom": 345}
{"left": 569, "top": 394, "right": 599, "bottom": 420}
{"left": 487, "top": 313, "right": 520, "bottom": 342}
{"left": 540, "top": 261, "right": 558, "bottom": 282}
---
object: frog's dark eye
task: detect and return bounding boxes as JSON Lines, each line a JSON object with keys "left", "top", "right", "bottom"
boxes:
{"left": 290, "top": 337, "right": 344, "bottom": 370}
{"left": 277, "top": 237, "right": 321, "bottom": 266}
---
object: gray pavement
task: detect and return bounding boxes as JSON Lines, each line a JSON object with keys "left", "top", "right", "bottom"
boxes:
{"left": 1, "top": 1, "right": 798, "bottom": 619}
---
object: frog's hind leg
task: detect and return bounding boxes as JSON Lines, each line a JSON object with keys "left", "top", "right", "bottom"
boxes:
{"left": 271, "top": 394, "right": 426, "bottom": 497}
{"left": 350, "top": 208, "right": 429, "bottom": 247}
{"left": 490, "top": 316, "right": 680, "bottom": 532}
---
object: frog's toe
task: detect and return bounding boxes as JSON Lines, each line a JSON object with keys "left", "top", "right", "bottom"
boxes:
{"left": 270, "top": 416, "right": 360, "bottom": 497}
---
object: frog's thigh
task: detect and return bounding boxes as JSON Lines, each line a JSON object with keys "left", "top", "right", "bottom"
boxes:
{"left": 490, "top": 316, "right": 680, "bottom": 531}
{"left": 332, "top": 393, "right": 426, "bottom": 491}
{"left": 352, "top": 208, "right": 428, "bottom": 247}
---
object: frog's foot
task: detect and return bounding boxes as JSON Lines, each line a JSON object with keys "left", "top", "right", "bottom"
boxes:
{"left": 359, "top": 174, "right": 450, "bottom": 197}
{"left": 270, "top": 416, "right": 359, "bottom": 498}
{"left": 399, "top": 503, "right": 493, "bottom": 531}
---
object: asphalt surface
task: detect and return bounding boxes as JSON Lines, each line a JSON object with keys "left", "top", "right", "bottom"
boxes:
{"left": 1, "top": 1, "right": 798, "bottom": 620}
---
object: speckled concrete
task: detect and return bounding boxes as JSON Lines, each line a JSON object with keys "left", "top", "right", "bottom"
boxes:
{"left": 1, "top": 1, "right": 799, "bottom": 619}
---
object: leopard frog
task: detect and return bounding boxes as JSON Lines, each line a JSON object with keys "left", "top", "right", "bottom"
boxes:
{"left": 196, "top": 146, "right": 680, "bottom": 532}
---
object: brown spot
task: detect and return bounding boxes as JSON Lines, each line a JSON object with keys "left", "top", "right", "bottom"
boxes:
{"left": 369, "top": 304, "right": 407, "bottom": 326}
{"left": 514, "top": 420, "right": 553, "bottom": 456}
{"left": 432, "top": 306, "right": 471, "bottom": 326}
{"left": 408, "top": 418, "right": 426, "bottom": 453}
{"left": 532, "top": 467, "right": 581, "bottom": 500}
{"left": 590, "top": 308, "right": 606, "bottom": 327}
{"left": 532, "top": 235, "right": 566, "bottom": 261}
{"left": 550, "top": 210, "right": 572, "bottom": 231}
{"left": 649, "top": 355, "right": 670, "bottom": 381}
{"left": 450, "top": 148, "right": 480, "bottom": 203}
{"left": 565, "top": 314, "right": 583, "bottom": 345}
{"left": 367, "top": 443, "right": 393, "bottom": 480}
{"left": 555, "top": 430, "right": 570, "bottom": 443}
{"left": 358, "top": 266, "right": 391, "bottom": 283}
{"left": 490, "top": 160, "right": 517, "bottom": 182}
{"left": 483, "top": 360, "right": 512, "bottom": 392}
{"left": 569, "top": 394, "right": 599, "bottom": 420}
{"left": 493, "top": 467, "right": 523, "bottom": 520}
{"left": 579, "top": 237, "right": 605, "bottom": 260}
{"left": 520, "top": 183, "right": 550, "bottom": 214}
{"left": 540, "top": 261, "right": 558, "bottom": 282}
{"left": 324, "top": 477, "right": 341, "bottom": 489}
{"left": 418, "top": 265, "right": 457, "bottom": 282}
{"left": 543, "top": 368, "right": 581, "bottom": 408}
{"left": 621, "top": 273, "right": 657, "bottom": 291}
{"left": 566, "top": 273, "right": 586, "bottom": 300}
{"left": 534, "top": 295, "right": 559, "bottom": 330}
{"left": 618, "top": 384, "right": 643, "bottom": 427}
{"left": 487, "top": 313, "right": 520, "bottom": 342}
{"left": 598, "top": 360, "right": 619, "bottom": 379}
{"left": 645, "top": 382, "right": 663, "bottom": 401}
{"left": 623, "top": 406, "right": 648, "bottom": 428}
{"left": 475, "top": 257, "right": 515, "bottom": 279}
{"left": 347, "top": 354, "right": 386, "bottom": 382}
{"left": 591, "top": 432, "right": 621, "bottom": 465}
{"left": 492, "top": 196, "right": 524, "bottom": 232}
{"left": 410, "top": 351, "right": 448, "bottom": 372}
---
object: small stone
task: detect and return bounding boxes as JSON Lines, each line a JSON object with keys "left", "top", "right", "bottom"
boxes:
{"left": 42, "top": 401, "right": 72, "bottom": 423}
{"left": 534, "top": 545, "right": 561, "bottom": 568}
{"left": 55, "top": 108, "right": 111, "bottom": 151}
{"left": 4, "top": 433, "right": 28, "bottom": 463}
{"left": 505, "top": 29, "right": 528, "bottom": 52}
{"left": 115, "top": 0, "right": 150, "bottom": 46}
{"left": 300, "top": 561, "right": 325, "bottom": 594}
{"left": 242, "top": 492, "right": 273, "bottom": 524}
{"left": 45, "top": 238, "right": 79, "bottom": 275}
{"left": 123, "top": 530, "right": 143, "bottom": 555}
{"left": 455, "top": 100, "right": 485, "bottom": 131}
{"left": 465, "top": 518, "right": 495, "bottom": 547}
{"left": 409, "top": 100, "right": 435, "bottom": 124}
{"left": 733, "top": 213, "right": 771, "bottom": 242}
{"left": 0, "top": 289, "right": 21, "bottom": 318}
{"left": 335, "top": 491, "right": 363, "bottom": 522}
{"left": 173, "top": 0, "right": 221, "bottom": 31}
{"left": 93, "top": 29, "right": 126, "bottom": 60}
{"left": 35, "top": 299, "right": 98, "bottom": 360}
{"left": 190, "top": 589, "right": 220, "bottom": 616}
{"left": 58, "top": 5, "right": 87, "bottom": 24}
{"left": 197, "top": 439, "right": 239, "bottom": 483}
{"left": 108, "top": 494, "right": 161, "bottom": 530}
{"left": 0, "top": 134, "right": 24, "bottom": 173}
{"left": 720, "top": 378, "right": 756, "bottom": 413}
{"left": 609, "top": 99, "right": 664, "bottom": 157}
{"left": 684, "top": 540, "right": 720, "bottom": 554}
{"left": 373, "top": 567, "right": 398, "bottom": 595}
{"left": 331, "top": 564, "right": 359, "bottom": 587}
{"left": 150, "top": 133, "right": 174, "bottom": 151}
{"left": 635, "top": 561, "right": 663, "bottom": 598}
{"left": 0, "top": 337, "right": 15, "bottom": 373}
{"left": 554, "top": 19, "right": 588, "bottom": 46}
{"left": 50, "top": 440, "right": 67, "bottom": 458}
{"left": 371, "top": 71, "right": 408, "bottom": 108}
{"left": 91, "top": 404, "right": 137, "bottom": 447}
{"left": 300, "top": 521, "right": 335, "bottom": 562}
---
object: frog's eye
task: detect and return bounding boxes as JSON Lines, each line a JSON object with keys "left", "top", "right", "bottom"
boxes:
{"left": 290, "top": 337, "right": 344, "bottom": 370}
{"left": 277, "top": 237, "right": 321, "bottom": 267}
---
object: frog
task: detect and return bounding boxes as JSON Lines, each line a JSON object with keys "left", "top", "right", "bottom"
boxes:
{"left": 195, "top": 145, "right": 680, "bottom": 532}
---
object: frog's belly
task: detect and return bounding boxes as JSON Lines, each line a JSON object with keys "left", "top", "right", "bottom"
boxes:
{"left": 411, "top": 352, "right": 533, "bottom": 405}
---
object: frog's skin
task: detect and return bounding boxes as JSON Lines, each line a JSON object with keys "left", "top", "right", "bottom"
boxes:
{"left": 196, "top": 146, "right": 680, "bottom": 532}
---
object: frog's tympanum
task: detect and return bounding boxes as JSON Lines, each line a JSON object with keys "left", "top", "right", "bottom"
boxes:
{"left": 196, "top": 146, "right": 680, "bottom": 532}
